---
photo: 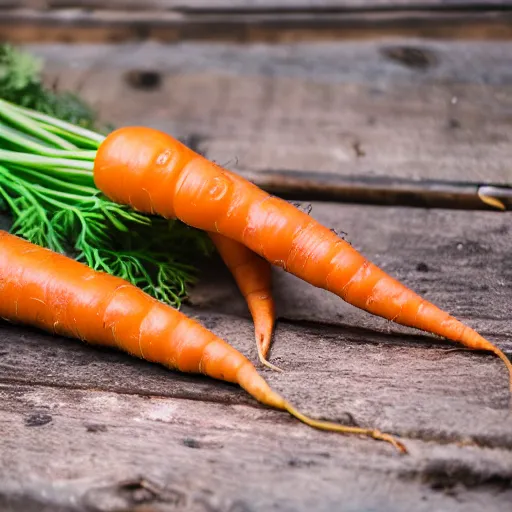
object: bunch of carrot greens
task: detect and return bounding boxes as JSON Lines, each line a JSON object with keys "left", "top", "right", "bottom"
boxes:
{"left": 0, "top": 44, "right": 210, "bottom": 307}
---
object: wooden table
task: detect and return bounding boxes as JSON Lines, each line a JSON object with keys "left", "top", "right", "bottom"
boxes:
{"left": 1, "top": 2, "right": 512, "bottom": 511}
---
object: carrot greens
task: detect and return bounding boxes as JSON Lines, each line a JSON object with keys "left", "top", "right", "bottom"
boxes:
{"left": 0, "top": 67, "right": 211, "bottom": 307}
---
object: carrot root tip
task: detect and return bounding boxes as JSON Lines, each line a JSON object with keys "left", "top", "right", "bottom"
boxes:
{"left": 257, "top": 344, "right": 284, "bottom": 373}
{"left": 489, "top": 346, "right": 512, "bottom": 396}
{"left": 283, "top": 401, "right": 407, "bottom": 454}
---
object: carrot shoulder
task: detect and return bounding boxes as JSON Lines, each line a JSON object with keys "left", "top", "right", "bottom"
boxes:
{"left": 208, "top": 232, "right": 278, "bottom": 371}
{"left": 0, "top": 230, "right": 405, "bottom": 452}
{"left": 93, "top": 126, "right": 512, "bottom": 391}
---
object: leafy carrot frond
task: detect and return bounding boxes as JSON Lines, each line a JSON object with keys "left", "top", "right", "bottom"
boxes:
{"left": 0, "top": 96, "right": 211, "bottom": 307}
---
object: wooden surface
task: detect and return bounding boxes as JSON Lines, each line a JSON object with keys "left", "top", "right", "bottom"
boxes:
{"left": 2, "top": 203, "right": 512, "bottom": 511}
{"left": 5, "top": 1, "right": 512, "bottom": 8}
{"left": 3, "top": 8, "right": 512, "bottom": 511}
{"left": 2, "top": 1, "right": 512, "bottom": 43}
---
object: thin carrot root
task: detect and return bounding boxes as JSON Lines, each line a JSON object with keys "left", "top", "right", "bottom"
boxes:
{"left": 283, "top": 402, "right": 407, "bottom": 454}
{"left": 238, "top": 367, "right": 406, "bottom": 453}
{"left": 460, "top": 328, "right": 512, "bottom": 394}
{"left": 490, "top": 346, "right": 512, "bottom": 394}
{"left": 257, "top": 342, "right": 283, "bottom": 373}
{"left": 207, "top": 232, "right": 278, "bottom": 370}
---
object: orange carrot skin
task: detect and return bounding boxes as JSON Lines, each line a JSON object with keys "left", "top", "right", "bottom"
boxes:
{"left": 209, "top": 232, "right": 275, "bottom": 359}
{"left": 0, "top": 231, "right": 284, "bottom": 409}
{"left": 93, "top": 127, "right": 507, "bottom": 365}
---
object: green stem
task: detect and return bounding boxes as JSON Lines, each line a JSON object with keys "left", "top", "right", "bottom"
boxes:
{"left": 11, "top": 101, "right": 105, "bottom": 145}
{"left": 30, "top": 183, "right": 99, "bottom": 205}
{"left": 0, "top": 98, "right": 77, "bottom": 150}
{"left": 40, "top": 123, "right": 102, "bottom": 149}
{"left": 0, "top": 165, "right": 23, "bottom": 216}
{"left": 26, "top": 185, "right": 90, "bottom": 211}
{"left": 0, "top": 166, "right": 96, "bottom": 208}
{"left": 0, "top": 122, "right": 52, "bottom": 152}
{"left": 0, "top": 122, "right": 97, "bottom": 160}
{"left": 10, "top": 166, "right": 99, "bottom": 196}
{"left": 13, "top": 164, "right": 94, "bottom": 182}
{"left": 0, "top": 149, "right": 94, "bottom": 171}
{"left": 45, "top": 149, "right": 96, "bottom": 161}
{"left": 0, "top": 166, "right": 65, "bottom": 252}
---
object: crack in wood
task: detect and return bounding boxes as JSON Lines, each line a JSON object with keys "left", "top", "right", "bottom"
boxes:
{"left": 399, "top": 459, "right": 512, "bottom": 491}
{"left": 239, "top": 170, "right": 512, "bottom": 210}
{"left": 5, "top": 1, "right": 512, "bottom": 15}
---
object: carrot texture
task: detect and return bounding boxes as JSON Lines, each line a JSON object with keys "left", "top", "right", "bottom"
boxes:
{"left": 0, "top": 230, "right": 405, "bottom": 452}
{"left": 94, "top": 126, "right": 512, "bottom": 391}
{"left": 208, "top": 232, "right": 278, "bottom": 371}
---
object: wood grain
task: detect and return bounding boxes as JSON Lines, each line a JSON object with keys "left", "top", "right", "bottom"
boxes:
{"left": 5, "top": 1, "right": 512, "bottom": 10}
{"left": 1, "top": 309, "right": 511, "bottom": 448}
{"left": 2, "top": 3, "right": 512, "bottom": 43}
{"left": 2, "top": 34, "right": 512, "bottom": 511}
{"left": 1, "top": 383, "right": 511, "bottom": 512}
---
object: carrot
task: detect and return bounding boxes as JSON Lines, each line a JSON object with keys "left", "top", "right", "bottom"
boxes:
{"left": 208, "top": 232, "right": 279, "bottom": 371}
{"left": 0, "top": 230, "right": 406, "bottom": 452}
{"left": 93, "top": 126, "right": 512, "bottom": 393}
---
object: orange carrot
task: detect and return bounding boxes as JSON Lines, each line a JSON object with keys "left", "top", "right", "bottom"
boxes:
{"left": 0, "top": 230, "right": 406, "bottom": 452}
{"left": 208, "top": 232, "right": 278, "bottom": 371}
{"left": 93, "top": 126, "right": 512, "bottom": 392}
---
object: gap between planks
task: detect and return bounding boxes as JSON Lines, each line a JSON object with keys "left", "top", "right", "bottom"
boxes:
{"left": 2, "top": 7, "right": 512, "bottom": 43}
{"left": 223, "top": 171, "right": 512, "bottom": 211}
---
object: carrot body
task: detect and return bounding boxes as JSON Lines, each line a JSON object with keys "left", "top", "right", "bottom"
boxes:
{"left": 208, "top": 232, "right": 277, "bottom": 371}
{"left": 93, "top": 126, "right": 512, "bottom": 390}
{"left": 0, "top": 231, "right": 278, "bottom": 407}
{"left": 0, "top": 230, "right": 405, "bottom": 452}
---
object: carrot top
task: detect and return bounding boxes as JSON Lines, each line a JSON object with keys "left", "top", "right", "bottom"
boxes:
{"left": 0, "top": 98, "right": 212, "bottom": 307}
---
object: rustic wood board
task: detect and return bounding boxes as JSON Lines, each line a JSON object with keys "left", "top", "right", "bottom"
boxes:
{"left": 2, "top": 3, "right": 512, "bottom": 43}
{"left": 0, "top": 204, "right": 512, "bottom": 456}
{"left": 1, "top": 202, "right": 512, "bottom": 510}
{"left": 25, "top": 41, "right": 512, "bottom": 198}
{"left": 2, "top": 37, "right": 512, "bottom": 510}
{"left": 1, "top": 381, "right": 512, "bottom": 512}
{"left": 5, "top": 1, "right": 512, "bottom": 9}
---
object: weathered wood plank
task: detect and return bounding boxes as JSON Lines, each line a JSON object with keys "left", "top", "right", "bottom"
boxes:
{"left": 2, "top": 6, "right": 512, "bottom": 43}
{"left": 4, "top": 1, "right": 512, "bottom": 12}
{"left": 1, "top": 383, "right": 511, "bottom": 512}
{"left": 26, "top": 41, "right": 512, "bottom": 196}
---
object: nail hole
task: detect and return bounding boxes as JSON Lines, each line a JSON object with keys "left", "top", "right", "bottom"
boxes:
{"left": 381, "top": 46, "right": 436, "bottom": 70}
{"left": 124, "top": 70, "right": 162, "bottom": 91}
{"left": 183, "top": 437, "right": 202, "bottom": 449}
{"left": 416, "top": 262, "right": 429, "bottom": 272}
